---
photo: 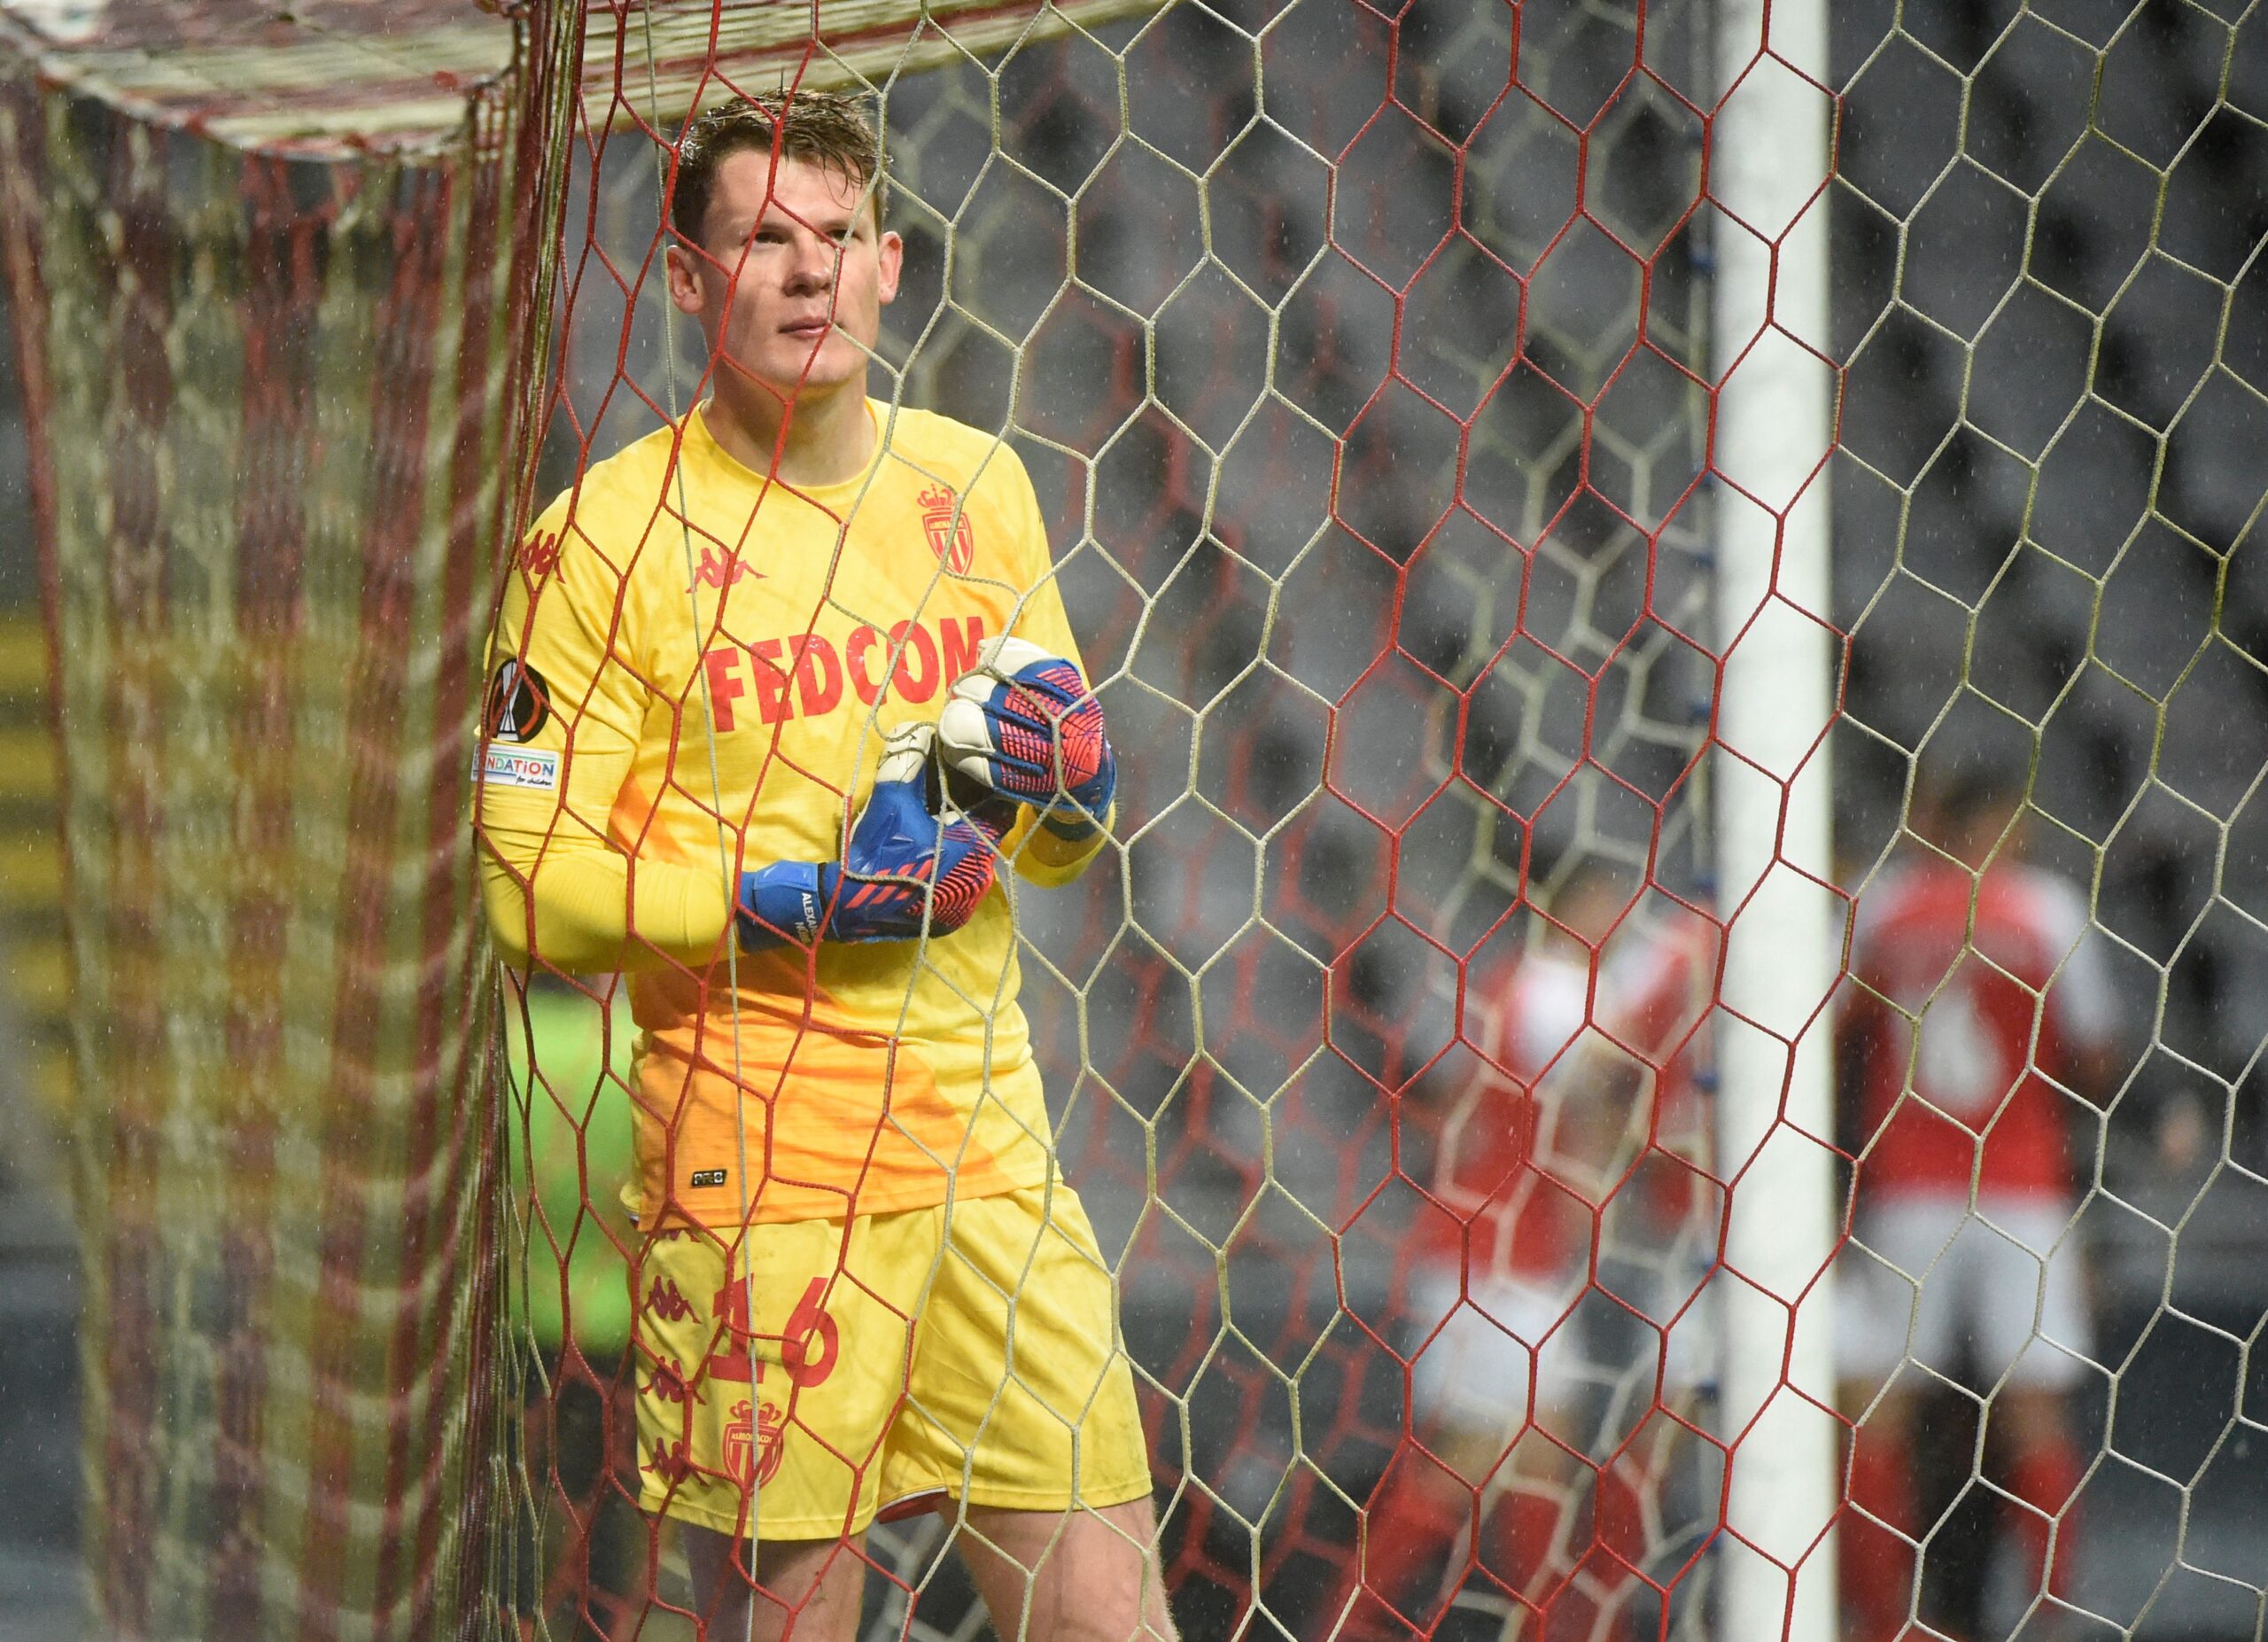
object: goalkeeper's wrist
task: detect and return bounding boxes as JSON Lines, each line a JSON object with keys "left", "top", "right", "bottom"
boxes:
{"left": 1039, "top": 795, "right": 1113, "bottom": 844}
{"left": 1039, "top": 807, "right": 1104, "bottom": 843}
{"left": 736, "top": 860, "right": 826, "bottom": 950}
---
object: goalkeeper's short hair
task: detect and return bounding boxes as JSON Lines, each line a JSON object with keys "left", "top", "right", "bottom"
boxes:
{"left": 672, "top": 89, "right": 887, "bottom": 248}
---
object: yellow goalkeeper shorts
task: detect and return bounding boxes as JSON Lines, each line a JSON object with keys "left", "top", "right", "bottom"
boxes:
{"left": 628, "top": 1180, "right": 1153, "bottom": 1541}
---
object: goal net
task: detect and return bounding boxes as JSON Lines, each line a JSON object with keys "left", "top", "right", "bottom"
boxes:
{"left": 0, "top": 35, "right": 547, "bottom": 1638}
{"left": 1829, "top": 6, "right": 2268, "bottom": 1642}
{"left": 494, "top": 4, "right": 1723, "bottom": 1639}
{"left": 2, "top": 2, "right": 2262, "bottom": 1641}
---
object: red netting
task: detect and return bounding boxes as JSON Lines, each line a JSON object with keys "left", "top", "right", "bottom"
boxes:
{"left": 0, "top": 71, "right": 533, "bottom": 1642}
{"left": 16, "top": 0, "right": 2257, "bottom": 1638}
{"left": 0, "top": 4, "right": 587, "bottom": 1634}
{"left": 481, "top": 4, "right": 1759, "bottom": 1639}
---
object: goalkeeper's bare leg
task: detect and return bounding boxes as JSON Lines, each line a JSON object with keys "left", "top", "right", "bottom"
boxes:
{"left": 683, "top": 1503, "right": 1175, "bottom": 1642}
{"left": 957, "top": 1500, "right": 1178, "bottom": 1642}
{"left": 683, "top": 1523, "right": 866, "bottom": 1642}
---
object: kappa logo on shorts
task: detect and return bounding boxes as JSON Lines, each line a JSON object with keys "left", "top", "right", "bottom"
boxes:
{"left": 643, "top": 1275, "right": 695, "bottom": 1323}
{"left": 640, "top": 1355, "right": 697, "bottom": 1406}
{"left": 644, "top": 1436, "right": 694, "bottom": 1485}
{"left": 690, "top": 1168, "right": 727, "bottom": 1188}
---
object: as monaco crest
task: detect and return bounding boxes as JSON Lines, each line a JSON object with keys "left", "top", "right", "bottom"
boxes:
{"left": 919, "top": 485, "right": 976, "bottom": 575}
{"left": 723, "top": 1398, "right": 787, "bottom": 1488}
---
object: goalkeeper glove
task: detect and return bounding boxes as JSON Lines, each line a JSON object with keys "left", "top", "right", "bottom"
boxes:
{"left": 736, "top": 724, "right": 1000, "bottom": 949}
{"left": 936, "top": 636, "right": 1117, "bottom": 840}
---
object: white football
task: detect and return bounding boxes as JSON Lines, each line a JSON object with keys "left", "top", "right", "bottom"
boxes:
{"left": 875, "top": 720, "right": 936, "bottom": 785}
{"left": 973, "top": 634, "right": 1052, "bottom": 679}
{"left": 936, "top": 635, "right": 1054, "bottom": 788}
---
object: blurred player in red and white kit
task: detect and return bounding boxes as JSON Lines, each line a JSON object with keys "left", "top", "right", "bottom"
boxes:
{"left": 1837, "top": 770, "right": 2118, "bottom": 1641}
{"left": 1598, "top": 883, "right": 1720, "bottom": 1402}
{"left": 1344, "top": 866, "right": 1635, "bottom": 1641}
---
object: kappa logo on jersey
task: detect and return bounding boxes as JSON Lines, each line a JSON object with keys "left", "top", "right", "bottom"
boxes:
{"left": 701, "top": 614, "right": 987, "bottom": 732}
{"left": 517, "top": 530, "right": 561, "bottom": 580}
{"left": 919, "top": 485, "right": 978, "bottom": 575}
{"left": 484, "top": 658, "right": 552, "bottom": 743}
{"left": 687, "top": 545, "right": 759, "bottom": 593}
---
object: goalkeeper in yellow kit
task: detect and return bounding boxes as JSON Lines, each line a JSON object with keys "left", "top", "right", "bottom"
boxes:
{"left": 475, "top": 91, "right": 1173, "bottom": 1642}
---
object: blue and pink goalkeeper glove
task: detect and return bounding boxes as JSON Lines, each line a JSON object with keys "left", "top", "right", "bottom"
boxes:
{"left": 936, "top": 636, "right": 1116, "bottom": 840}
{"left": 736, "top": 724, "right": 1000, "bottom": 949}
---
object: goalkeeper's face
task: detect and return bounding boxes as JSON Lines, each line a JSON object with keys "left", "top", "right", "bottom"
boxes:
{"left": 667, "top": 151, "right": 903, "bottom": 408}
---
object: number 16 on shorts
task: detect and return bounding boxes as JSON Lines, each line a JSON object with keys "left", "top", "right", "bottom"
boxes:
{"left": 632, "top": 1227, "right": 865, "bottom": 1539}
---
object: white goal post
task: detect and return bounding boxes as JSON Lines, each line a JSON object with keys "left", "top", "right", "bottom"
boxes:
{"left": 1711, "top": 0, "right": 1841, "bottom": 1638}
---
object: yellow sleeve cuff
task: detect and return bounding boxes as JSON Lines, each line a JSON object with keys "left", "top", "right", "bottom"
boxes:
{"left": 1006, "top": 804, "right": 1113, "bottom": 888}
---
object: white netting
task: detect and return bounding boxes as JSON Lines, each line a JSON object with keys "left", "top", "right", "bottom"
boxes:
{"left": 501, "top": 3, "right": 1726, "bottom": 1638}
{"left": 1830, "top": 5, "right": 2268, "bottom": 1640}
{"left": 15, "top": 1, "right": 2264, "bottom": 1638}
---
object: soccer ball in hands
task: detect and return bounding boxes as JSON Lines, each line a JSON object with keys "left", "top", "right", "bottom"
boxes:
{"left": 936, "top": 635, "right": 1115, "bottom": 837}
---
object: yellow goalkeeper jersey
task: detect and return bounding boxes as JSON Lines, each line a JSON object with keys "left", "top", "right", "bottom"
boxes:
{"left": 477, "top": 401, "right": 1099, "bottom": 1229}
